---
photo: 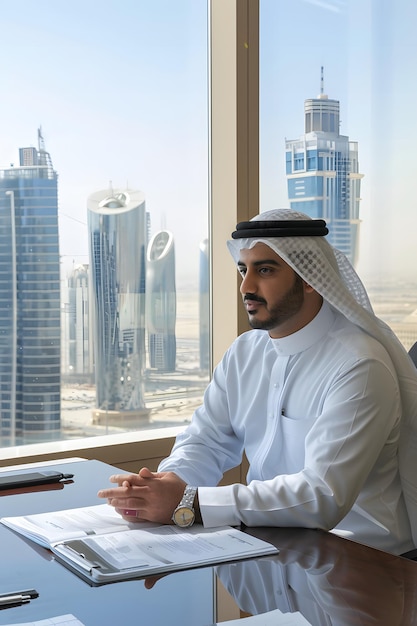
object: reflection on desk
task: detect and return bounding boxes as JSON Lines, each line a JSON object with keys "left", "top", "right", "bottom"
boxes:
{"left": 2, "top": 459, "right": 417, "bottom": 625}
{"left": 0, "top": 480, "right": 71, "bottom": 497}
{"left": 216, "top": 527, "right": 417, "bottom": 625}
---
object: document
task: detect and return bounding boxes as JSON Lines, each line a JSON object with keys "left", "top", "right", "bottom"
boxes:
{"left": 0, "top": 504, "right": 277, "bottom": 584}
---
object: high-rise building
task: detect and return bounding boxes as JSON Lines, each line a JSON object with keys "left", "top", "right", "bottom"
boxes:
{"left": 199, "top": 238, "right": 210, "bottom": 372}
{"left": 0, "top": 129, "right": 61, "bottom": 445}
{"left": 87, "top": 187, "right": 149, "bottom": 425}
{"left": 285, "top": 69, "right": 363, "bottom": 265}
{"left": 64, "top": 264, "right": 93, "bottom": 382}
{"left": 146, "top": 230, "right": 177, "bottom": 372}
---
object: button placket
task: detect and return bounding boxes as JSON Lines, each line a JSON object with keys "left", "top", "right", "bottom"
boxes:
{"left": 268, "top": 355, "right": 289, "bottom": 419}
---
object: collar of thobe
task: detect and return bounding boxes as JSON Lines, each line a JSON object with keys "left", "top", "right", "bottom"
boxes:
{"left": 270, "top": 300, "right": 335, "bottom": 357}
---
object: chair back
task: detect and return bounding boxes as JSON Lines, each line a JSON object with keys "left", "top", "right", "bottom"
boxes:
{"left": 399, "top": 342, "right": 417, "bottom": 548}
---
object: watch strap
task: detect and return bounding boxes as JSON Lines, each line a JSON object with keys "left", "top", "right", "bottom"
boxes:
{"left": 179, "top": 485, "right": 197, "bottom": 509}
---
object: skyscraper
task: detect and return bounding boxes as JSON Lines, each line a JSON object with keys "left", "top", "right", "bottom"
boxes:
{"left": 65, "top": 264, "right": 93, "bottom": 382}
{"left": 0, "top": 129, "right": 61, "bottom": 445}
{"left": 199, "top": 238, "right": 209, "bottom": 372}
{"left": 146, "top": 230, "right": 177, "bottom": 372}
{"left": 87, "top": 187, "right": 149, "bottom": 425}
{"left": 285, "top": 69, "right": 363, "bottom": 265}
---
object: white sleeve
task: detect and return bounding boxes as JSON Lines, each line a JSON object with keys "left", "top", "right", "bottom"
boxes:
{"left": 158, "top": 352, "right": 244, "bottom": 486}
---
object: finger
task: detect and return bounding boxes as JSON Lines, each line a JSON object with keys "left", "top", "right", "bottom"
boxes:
{"left": 114, "top": 507, "right": 148, "bottom": 522}
{"left": 138, "top": 467, "right": 172, "bottom": 480}
{"left": 97, "top": 487, "right": 125, "bottom": 499}
{"left": 109, "top": 474, "right": 138, "bottom": 484}
{"left": 138, "top": 467, "right": 155, "bottom": 479}
{"left": 97, "top": 479, "right": 140, "bottom": 498}
{"left": 107, "top": 495, "right": 146, "bottom": 510}
{"left": 115, "top": 507, "right": 138, "bottom": 518}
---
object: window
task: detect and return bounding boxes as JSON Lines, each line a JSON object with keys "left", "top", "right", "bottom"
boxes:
{"left": 0, "top": 0, "right": 251, "bottom": 466}
{"left": 260, "top": 0, "right": 417, "bottom": 344}
{"left": 0, "top": 1, "right": 211, "bottom": 451}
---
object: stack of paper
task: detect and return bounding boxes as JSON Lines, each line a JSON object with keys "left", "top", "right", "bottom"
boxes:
{"left": 1, "top": 504, "right": 278, "bottom": 584}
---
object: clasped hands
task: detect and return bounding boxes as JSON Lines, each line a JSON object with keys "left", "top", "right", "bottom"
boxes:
{"left": 97, "top": 467, "right": 187, "bottom": 525}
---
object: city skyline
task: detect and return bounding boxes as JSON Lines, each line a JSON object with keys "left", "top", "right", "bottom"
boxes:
{"left": 0, "top": 0, "right": 416, "bottom": 283}
{"left": 0, "top": 1, "right": 208, "bottom": 287}
{"left": 0, "top": 1, "right": 416, "bottom": 451}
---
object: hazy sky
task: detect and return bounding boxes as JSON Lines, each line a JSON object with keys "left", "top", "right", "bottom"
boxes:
{"left": 1, "top": 0, "right": 416, "bottom": 288}
{"left": 260, "top": 0, "right": 417, "bottom": 284}
{"left": 0, "top": 0, "right": 208, "bottom": 287}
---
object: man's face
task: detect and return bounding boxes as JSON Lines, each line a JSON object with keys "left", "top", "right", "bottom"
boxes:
{"left": 237, "top": 243, "right": 306, "bottom": 338}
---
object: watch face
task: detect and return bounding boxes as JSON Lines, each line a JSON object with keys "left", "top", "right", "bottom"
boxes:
{"left": 173, "top": 506, "right": 195, "bottom": 527}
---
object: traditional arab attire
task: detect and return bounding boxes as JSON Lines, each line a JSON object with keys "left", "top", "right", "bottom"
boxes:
{"left": 227, "top": 209, "right": 417, "bottom": 552}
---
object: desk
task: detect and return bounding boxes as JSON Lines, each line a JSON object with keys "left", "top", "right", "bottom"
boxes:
{"left": 0, "top": 459, "right": 214, "bottom": 625}
{"left": 1, "top": 459, "right": 417, "bottom": 625}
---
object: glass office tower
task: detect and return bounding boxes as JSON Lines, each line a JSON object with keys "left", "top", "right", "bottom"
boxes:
{"left": 0, "top": 129, "right": 61, "bottom": 445}
{"left": 66, "top": 264, "right": 93, "bottom": 382}
{"left": 146, "top": 230, "right": 177, "bottom": 372}
{"left": 199, "top": 238, "right": 209, "bottom": 373}
{"left": 87, "top": 188, "right": 149, "bottom": 425}
{"left": 285, "top": 69, "right": 363, "bottom": 265}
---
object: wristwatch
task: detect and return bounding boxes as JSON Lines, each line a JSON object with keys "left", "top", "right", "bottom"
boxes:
{"left": 172, "top": 485, "right": 197, "bottom": 527}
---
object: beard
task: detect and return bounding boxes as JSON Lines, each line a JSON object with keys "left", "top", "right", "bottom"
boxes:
{"left": 245, "top": 274, "right": 305, "bottom": 331}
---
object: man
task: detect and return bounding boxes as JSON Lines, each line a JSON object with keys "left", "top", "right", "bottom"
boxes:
{"left": 98, "top": 209, "right": 417, "bottom": 555}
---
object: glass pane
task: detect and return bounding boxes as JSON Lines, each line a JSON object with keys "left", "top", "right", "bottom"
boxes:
{"left": 260, "top": 0, "right": 417, "bottom": 351}
{"left": 0, "top": 0, "right": 209, "bottom": 447}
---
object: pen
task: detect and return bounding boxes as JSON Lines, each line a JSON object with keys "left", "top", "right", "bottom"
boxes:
{"left": 0, "top": 594, "right": 31, "bottom": 607}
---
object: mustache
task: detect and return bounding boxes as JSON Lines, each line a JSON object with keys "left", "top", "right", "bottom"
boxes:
{"left": 244, "top": 293, "right": 267, "bottom": 304}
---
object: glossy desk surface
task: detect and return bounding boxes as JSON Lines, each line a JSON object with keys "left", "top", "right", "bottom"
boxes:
{"left": 1, "top": 459, "right": 417, "bottom": 625}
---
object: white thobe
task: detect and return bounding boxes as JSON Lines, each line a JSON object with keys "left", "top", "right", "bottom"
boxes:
{"left": 159, "top": 302, "right": 414, "bottom": 554}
